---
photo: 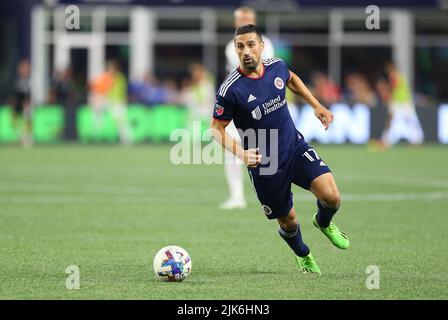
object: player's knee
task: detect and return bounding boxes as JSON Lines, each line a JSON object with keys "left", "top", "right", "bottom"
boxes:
{"left": 278, "top": 215, "right": 297, "bottom": 232}
{"left": 321, "top": 189, "right": 341, "bottom": 209}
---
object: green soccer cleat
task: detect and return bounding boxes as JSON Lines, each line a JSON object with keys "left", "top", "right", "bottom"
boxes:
{"left": 313, "top": 213, "right": 350, "bottom": 249}
{"left": 296, "top": 252, "right": 321, "bottom": 275}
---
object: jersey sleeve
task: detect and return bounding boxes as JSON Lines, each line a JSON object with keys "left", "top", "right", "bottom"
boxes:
{"left": 277, "top": 58, "right": 292, "bottom": 82}
{"left": 264, "top": 57, "right": 292, "bottom": 83}
{"left": 212, "top": 94, "right": 234, "bottom": 122}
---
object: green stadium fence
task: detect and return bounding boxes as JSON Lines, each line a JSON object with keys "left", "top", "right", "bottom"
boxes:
{"left": 0, "top": 105, "right": 64, "bottom": 143}
{"left": 0, "top": 104, "right": 194, "bottom": 144}
{"left": 76, "top": 104, "right": 189, "bottom": 143}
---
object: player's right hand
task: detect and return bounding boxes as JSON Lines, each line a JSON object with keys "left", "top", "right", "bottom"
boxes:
{"left": 244, "top": 148, "right": 262, "bottom": 168}
{"left": 314, "top": 105, "right": 334, "bottom": 130}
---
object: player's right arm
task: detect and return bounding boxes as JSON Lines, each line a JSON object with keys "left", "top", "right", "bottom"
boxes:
{"left": 210, "top": 119, "right": 261, "bottom": 168}
{"left": 211, "top": 94, "right": 261, "bottom": 168}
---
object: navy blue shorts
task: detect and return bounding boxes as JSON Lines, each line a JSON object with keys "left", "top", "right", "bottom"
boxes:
{"left": 248, "top": 144, "right": 331, "bottom": 220}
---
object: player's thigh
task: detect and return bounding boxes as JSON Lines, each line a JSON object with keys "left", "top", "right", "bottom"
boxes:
{"left": 248, "top": 171, "right": 293, "bottom": 220}
{"left": 291, "top": 146, "right": 331, "bottom": 190}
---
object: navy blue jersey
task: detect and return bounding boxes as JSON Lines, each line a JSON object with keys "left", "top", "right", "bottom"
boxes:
{"left": 213, "top": 57, "right": 306, "bottom": 175}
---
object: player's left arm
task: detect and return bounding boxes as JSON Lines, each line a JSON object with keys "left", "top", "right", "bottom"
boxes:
{"left": 287, "top": 70, "right": 334, "bottom": 130}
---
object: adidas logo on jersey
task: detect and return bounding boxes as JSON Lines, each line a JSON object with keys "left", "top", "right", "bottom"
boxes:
{"left": 247, "top": 94, "right": 257, "bottom": 102}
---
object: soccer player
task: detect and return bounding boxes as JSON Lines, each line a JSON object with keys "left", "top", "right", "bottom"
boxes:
{"left": 220, "top": 6, "right": 275, "bottom": 210}
{"left": 211, "top": 25, "right": 349, "bottom": 274}
{"left": 380, "top": 62, "right": 424, "bottom": 148}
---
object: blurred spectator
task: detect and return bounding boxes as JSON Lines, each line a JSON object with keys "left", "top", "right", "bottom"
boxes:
{"left": 162, "top": 79, "right": 180, "bottom": 105}
{"left": 310, "top": 72, "right": 341, "bottom": 106}
{"left": 51, "top": 67, "right": 77, "bottom": 140}
{"left": 128, "top": 76, "right": 145, "bottom": 105}
{"left": 89, "top": 59, "right": 131, "bottom": 144}
{"left": 11, "top": 59, "right": 32, "bottom": 147}
{"left": 129, "top": 72, "right": 178, "bottom": 106}
{"left": 52, "top": 68, "right": 75, "bottom": 105}
{"left": 344, "top": 73, "right": 378, "bottom": 107}
{"left": 376, "top": 77, "right": 391, "bottom": 105}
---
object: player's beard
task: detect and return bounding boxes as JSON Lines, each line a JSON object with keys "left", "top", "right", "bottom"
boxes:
{"left": 243, "top": 57, "right": 258, "bottom": 72}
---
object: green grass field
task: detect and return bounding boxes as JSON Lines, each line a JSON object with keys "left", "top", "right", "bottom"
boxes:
{"left": 0, "top": 144, "right": 447, "bottom": 299}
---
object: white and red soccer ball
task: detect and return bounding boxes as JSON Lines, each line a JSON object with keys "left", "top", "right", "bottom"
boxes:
{"left": 153, "top": 245, "right": 192, "bottom": 282}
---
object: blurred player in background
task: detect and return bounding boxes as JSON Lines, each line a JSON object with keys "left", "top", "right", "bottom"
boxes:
{"left": 12, "top": 59, "right": 33, "bottom": 147}
{"left": 212, "top": 25, "right": 349, "bottom": 274}
{"left": 380, "top": 62, "right": 424, "bottom": 148}
{"left": 90, "top": 59, "right": 131, "bottom": 144}
{"left": 221, "top": 6, "right": 275, "bottom": 210}
{"left": 180, "top": 62, "right": 216, "bottom": 143}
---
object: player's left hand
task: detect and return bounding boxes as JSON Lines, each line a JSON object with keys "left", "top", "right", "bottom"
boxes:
{"left": 314, "top": 105, "right": 334, "bottom": 130}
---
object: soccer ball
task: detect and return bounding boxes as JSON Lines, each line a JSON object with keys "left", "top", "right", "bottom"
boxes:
{"left": 153, "top": 245, "right": 192, "bottom": 282}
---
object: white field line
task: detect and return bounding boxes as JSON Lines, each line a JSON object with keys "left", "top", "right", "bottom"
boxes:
{"left": 338, "top": 174, "right": 448, "bottom": 190}
{"left": 340, "top": 191, "right": 448, "bottom": 201}
{"left": 0, "top": 182, "right": 199, "bottom": 195}
{"left": 0, "top": 191, "right": 447, "bottom": 204}
{"left": 0, "top": 195, "right": 208, "bottom": 204}
{"left": 0, "top": 174, "right": 448, "bottom": 204}
{"left": 1, "top": 173, "right": 448, "bottom": 195}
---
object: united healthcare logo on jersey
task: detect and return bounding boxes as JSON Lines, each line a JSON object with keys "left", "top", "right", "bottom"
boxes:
{"left": 251, "top": 106, "right": 262, "bottom": 120}
{"left": 251, "top": 95, "right": 287, "bottom": 120}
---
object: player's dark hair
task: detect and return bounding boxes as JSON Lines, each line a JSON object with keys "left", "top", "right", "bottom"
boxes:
{"left": 234, "top": 24, "right": 263, "bottom": 42}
